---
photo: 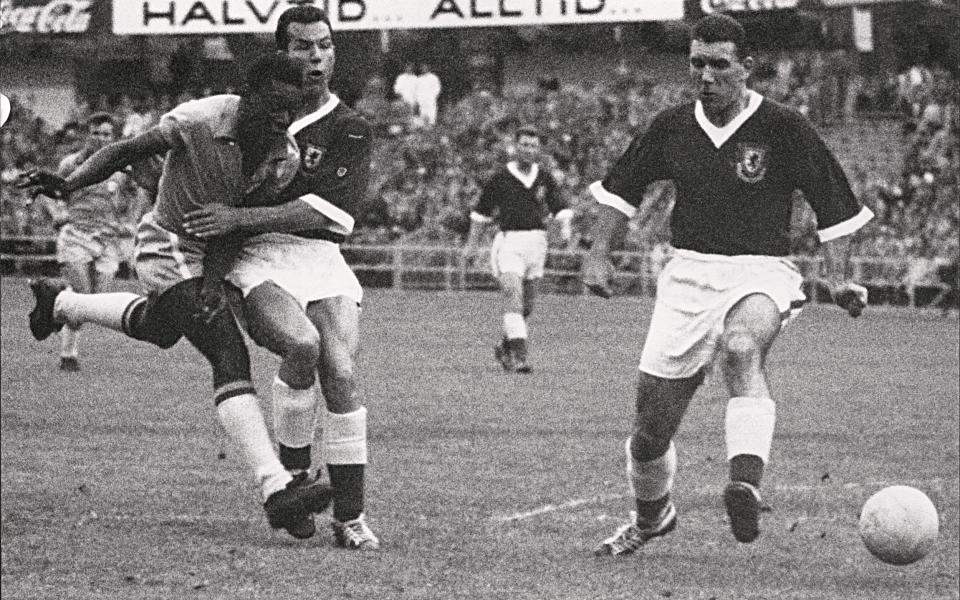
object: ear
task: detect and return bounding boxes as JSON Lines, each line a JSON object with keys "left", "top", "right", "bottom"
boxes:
{"left": 740, "top": 56, "right": 754, "bottom": 81}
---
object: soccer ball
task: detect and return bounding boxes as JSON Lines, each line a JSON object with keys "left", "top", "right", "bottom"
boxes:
{"left": 858, "top": 485, "right": 939, "bottom": 565}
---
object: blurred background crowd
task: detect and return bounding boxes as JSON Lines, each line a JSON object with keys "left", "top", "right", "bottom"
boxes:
{"left": 4, "top": 59, "right": 954, "bottom": 266}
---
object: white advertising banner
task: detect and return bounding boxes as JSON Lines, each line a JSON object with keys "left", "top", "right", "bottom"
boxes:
{"left": 112, "top": 0, "right": 684, "bottom": 35}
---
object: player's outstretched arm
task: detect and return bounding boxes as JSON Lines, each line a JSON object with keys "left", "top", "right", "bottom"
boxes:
{"left": 820, "top": 234, "right": 868, "bottom": 317}
{"left": 27, "top": 128, "right": 170, "bottom": 200}
{"left": 582, "top": 204, "right": 625, "bottom": 299}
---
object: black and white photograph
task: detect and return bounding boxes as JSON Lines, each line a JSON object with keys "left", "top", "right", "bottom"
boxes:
{"left": 1, "top": 0, "right": 957, "bottom": 598}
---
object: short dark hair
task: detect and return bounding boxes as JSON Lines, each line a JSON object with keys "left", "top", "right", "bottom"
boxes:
{"left": 691, "top": 14, "right": 749, "bottom": 58}
{"left": 86, "top": 112, "right": 116, "bottom": 130}
{"left": 243, "top": 52, "right": 303, "bottom": 95}
{"left": 516, "top": 125, "right": 540, "bottom": 141}
{"left": 275, "top": 5, "right": 332, "bottom": 51}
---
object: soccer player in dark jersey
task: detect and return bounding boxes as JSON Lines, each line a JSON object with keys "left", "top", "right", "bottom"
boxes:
{"left": 464, "top": 126, "right": 573, "bottom": 373}
{"left": 584, "top": 14, "right": 873, "bottom": 555}
{"left": 18, "top": 52, "right": 335, "bottom": 539}
{"left": 180, "top": 5, "right": 379, "bottom": 550}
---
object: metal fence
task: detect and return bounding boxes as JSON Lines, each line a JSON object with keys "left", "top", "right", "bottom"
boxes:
{"left": 1, "top": 235, "right": 956, "bottom": 310}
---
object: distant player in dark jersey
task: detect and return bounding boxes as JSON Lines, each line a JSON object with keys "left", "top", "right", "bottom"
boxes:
{"left": 39, "top": 112, "right": 147, "bottom": 372}
{"left": 181, "top": 5, "right": 379, "bottom": 550}
{"left": 464, "top": 126, "right": 573, "bottom": 373}
{"left": 18, "top": 52, "right": 335, "bottom": 538}
{"left": 585, "top": 14, "right": 873, "bottom": 556}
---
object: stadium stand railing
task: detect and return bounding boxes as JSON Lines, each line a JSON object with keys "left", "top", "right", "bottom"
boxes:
{"left": 1, "top": 236, "right": 955, "bottom": 311}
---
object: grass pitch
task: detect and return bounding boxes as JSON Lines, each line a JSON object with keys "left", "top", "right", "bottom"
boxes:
{"left": 1, "top": 277, "right": 958, "bottom": 600}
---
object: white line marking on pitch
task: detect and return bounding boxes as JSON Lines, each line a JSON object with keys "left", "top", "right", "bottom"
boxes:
{"left": 492, "top": 478, "right": 948, "bottom": 523}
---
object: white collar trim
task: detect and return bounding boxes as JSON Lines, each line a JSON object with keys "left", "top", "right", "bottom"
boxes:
{"left": 695, "top": 90, "right": 763, "bottom": 149}
{"left": 289, "top": 94, "right": 340, "bottom": 135}
{"left": 506, "top": 161, "right": 539, "bottom": 189}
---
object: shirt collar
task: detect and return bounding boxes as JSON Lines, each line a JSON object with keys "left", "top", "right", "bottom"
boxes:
{"left": 694, "top": 89, "right": 763, "bottom": 149}
{"left": 289, "top": 94, "right": 340, "bottom": 135}
{"left": 507, "top": 160, "right": 539, "bottom": 189}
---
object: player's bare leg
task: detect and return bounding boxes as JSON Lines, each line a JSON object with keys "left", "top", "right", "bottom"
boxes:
{"left": 719, "top": 293, "right": 781, "bottom": 543}
{"left": 596, "top": 371, "right": 703, "bottom": 555}
{"left": 307, "top": 296, "right": 379, "bottom": 550}
{"left": 242, "top": 282, "right": 323, "bottom": 539}
{"left": 498, "top": 272, "right": 530, "bottom": 372}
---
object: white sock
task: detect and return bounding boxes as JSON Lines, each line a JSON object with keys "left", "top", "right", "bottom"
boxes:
{"left": 322, "top": 407, "right": 368, "bottom": 465}
{"left": 626, "top": 437, "right": 677, "bottom": 500}
{"left": 725, "top": 397, "right": 776, "bottom": 463}
{"left": 59, "top": 325, "right": 80, "bottom": 358}
{"left": 273, "top": 376, "right": 318, "bottom": 449}
{"left": 217, "top": 393, "right": 291, "bottom": 501}
{"left": 503, "top": 312, "right": 527, "bottom": 340}
{"left": 55, "top": 289, "right": 141, "bottom": 332}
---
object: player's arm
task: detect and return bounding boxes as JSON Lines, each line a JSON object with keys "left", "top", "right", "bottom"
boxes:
{"left": 793, "top": 116, "right": 874, "bottom": 317}
{"left": 18, "top": 128, "right": 171, "bottom": 200}
{"left": 185, "top": 117, "right": 373, "bottom": 238}
{"left": 545, "top": 173, "right": 574, "bottom": 245}
{"left": 464, "top": 175, "right": 499, "bottom": 255}
{"left": 581, "top": 117, "right": 668, "bottom": 298}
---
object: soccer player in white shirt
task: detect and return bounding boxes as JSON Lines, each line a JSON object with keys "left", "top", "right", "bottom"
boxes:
{"left": 584, "top": 14, "right": 872, "bottom": 555}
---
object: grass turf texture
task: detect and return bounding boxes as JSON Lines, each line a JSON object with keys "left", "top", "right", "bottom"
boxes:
{"left": 1, "top": 277, "right": 958, "bottom": 600}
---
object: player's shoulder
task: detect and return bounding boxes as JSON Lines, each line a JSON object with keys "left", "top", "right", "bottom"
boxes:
{"left": 755, "top": 96, "right": 812, "bottom": 131}
{"left": 330, "top": 102, "right": 373, "bottom": 139}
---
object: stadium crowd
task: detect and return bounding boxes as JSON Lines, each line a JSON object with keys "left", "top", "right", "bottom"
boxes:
{"left": 2, "top": 63, "right": 957, "bottom": 277}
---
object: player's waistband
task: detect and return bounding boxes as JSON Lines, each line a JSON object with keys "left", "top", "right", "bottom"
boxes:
{"left": 290, "top": 229, "right": 346, "bottom": 244}
{"left": 673, "top": 248, "right": 798, "bottom": 270}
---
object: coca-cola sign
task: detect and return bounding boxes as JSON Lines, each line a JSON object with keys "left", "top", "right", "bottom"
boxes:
{"left": 7, "top": 0, "right": 91, "bottom": 33}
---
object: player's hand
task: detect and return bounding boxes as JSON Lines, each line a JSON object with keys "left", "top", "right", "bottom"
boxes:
{"left": 16, "top": 169, "right": 68, "bottom": 201}
{"left": 582, "top": 251, "right": 613, "bottom": 299}
{"left": 831, "top": 281, "right": 868, "bottom": 318}
{"left": 183, "top": 204, "right": 244, "bottom": 238}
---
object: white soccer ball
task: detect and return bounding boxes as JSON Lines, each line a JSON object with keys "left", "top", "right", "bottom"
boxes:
{"left": 858, "top": 485, "right": 939, "bottom": 565}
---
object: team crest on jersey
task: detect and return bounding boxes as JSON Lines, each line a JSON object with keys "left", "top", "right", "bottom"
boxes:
{"left": 735, "top": 144, "right": 769, "bottom": 184}
{"left": 302, "top": 145, "right": 325, "bottom": 172}
{"left": 535, "top": 186, "right": 546, "bottom": 202}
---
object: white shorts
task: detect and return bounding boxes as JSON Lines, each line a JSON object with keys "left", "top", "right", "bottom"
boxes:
{"left": 490, "top": 230, "right": 548, "bottom": 280}
{"left": 226, "top": 232, "right": 363, "bottom": 308}
{"left": 639, "top": 249, "right": 806, "bottom": 379}
{"left": 56, "top": 224, "right": 124, "bottom": 275}
{"left": 132, "top": 211, "right": 205, "bottom": 293}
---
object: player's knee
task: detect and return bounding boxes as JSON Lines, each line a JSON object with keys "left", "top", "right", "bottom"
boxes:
{"left": 281, "top": 328, "right": 321, "bottom": 368}
{"left": 721, "top": 330, "right": 763, "bottom": 371}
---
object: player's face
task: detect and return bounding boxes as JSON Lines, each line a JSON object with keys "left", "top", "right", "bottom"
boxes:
{"left": 283, "top": 21, "right": 335, "bottom": 91}
{"left": 689, "top": 40, "right": 751, "bottom": 112}
{"left": 515, "top": 134, "right": 540, "bottom": 164}
{"left": 86, "top": 122, "right": 115, "bottom": 151}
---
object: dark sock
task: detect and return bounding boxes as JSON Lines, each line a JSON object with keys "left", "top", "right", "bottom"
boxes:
{"left": 507, "top": 337, "right": 528, "bottom": 361}
{"left": 730, "top": 454, "right": 764, "bottom": 488}
{"left": 279, "top": 444, "right": 311, "bottom": 473}
{"left": 328, "top": 464, "right": 365, "bottom": 522}
{"left": 635, "top": 493, "right": 670, "bottom": 523}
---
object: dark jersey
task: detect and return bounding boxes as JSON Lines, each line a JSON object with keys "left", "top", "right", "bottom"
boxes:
{"left": 253, "top": 96, "right": 372, "bottom": 241}
{"left": 595, "top": 92, "right": 870, "bottom": 256}
{"left": 474, "top": 162, "right": 565, "bottom": 231}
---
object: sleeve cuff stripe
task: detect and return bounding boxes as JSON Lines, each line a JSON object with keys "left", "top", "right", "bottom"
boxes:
{"left": 300, "top": 193, "right": 355, "bottom": 235}
{"left": 589, "top": 181, "right": 636, "bottom": 218}
{"left": 817, "top": 206, "right": 874, "bottom": 242}
{"left": 470, "top": 211, "right": 493, "bottom": 223}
